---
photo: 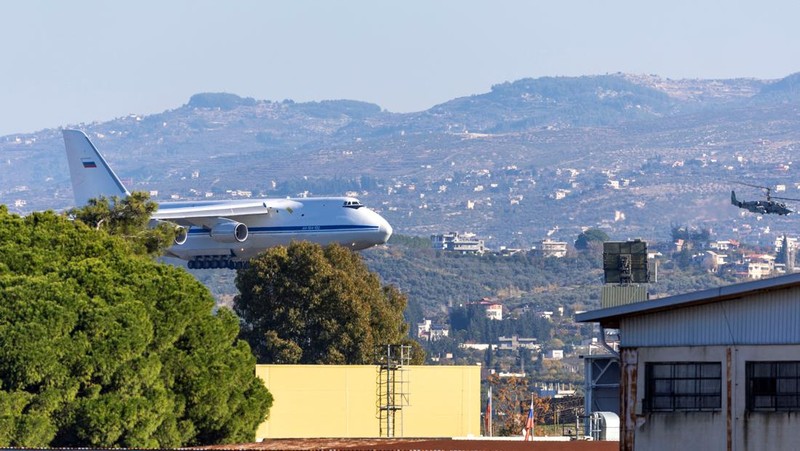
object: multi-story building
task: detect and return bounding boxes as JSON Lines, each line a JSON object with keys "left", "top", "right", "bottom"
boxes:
{"left": 476, "top": 299, "right": 503, "bottom": 321}
{"left": 416, "top": 319, "right": 450, "bottom": 341}
{"left": 704, "top": 250, "right": 728, "bottom": 272}
{"left": 535, "top": 239, "right": 568, "bottom": 258}
{"left": 430, "top": 232, "right": 485, "bottom": 254}
{"left": 746, "top": 254, "right": 775, "bottom": 279}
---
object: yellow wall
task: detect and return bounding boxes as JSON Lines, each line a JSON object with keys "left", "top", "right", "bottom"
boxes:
{"left": 255, "top": 365, "right": 480, "bottom": 439}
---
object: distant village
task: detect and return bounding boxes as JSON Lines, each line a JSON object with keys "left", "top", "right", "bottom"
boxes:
{"left": 413, "top": 229, "right": 799, "bottom": 397}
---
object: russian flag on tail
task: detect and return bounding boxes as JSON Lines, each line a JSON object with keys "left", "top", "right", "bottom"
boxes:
{"left": 81, "top": 158, "right": 97, "bottom": 168}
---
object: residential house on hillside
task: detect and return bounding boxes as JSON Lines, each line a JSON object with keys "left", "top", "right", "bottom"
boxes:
{"left": 497, "top": 335, "right": 539, "bottom": 351}
{"left": 470, "top": 298, "right": 503, "bottom": 321}
{"left": 430, "top": 232, "right": 485, "bottom": 254}
{"left": 709, "top": 240, "right": 735, "bottom": 251}
{"left": 534, "top": 239, "right": 568, "bottom": 258}
{"left": 416, "top": 319, "right": 450, "bottom": 342}
{"left": 703, "top": 250, "right": 728, "bottom": 273}
{"left": 746, "top": 254, "right": 775, "bottom": 279}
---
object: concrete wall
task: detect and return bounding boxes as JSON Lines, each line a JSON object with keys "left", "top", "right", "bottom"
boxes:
{"left": 255, "top": 364, "right": 480, "bottom": 439}
{"left": 627, "top": 345, "right": 800, "bottom": 451}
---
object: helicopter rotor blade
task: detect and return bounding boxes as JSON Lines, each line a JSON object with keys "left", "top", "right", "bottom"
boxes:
{"left": 732, "top": 181, "right": 775, "bottom": 200}
{"left": 734, "top": 181, "right": 770, "bottom": 190}
{"left": 771, "top": 195, "right": 800, "bottom": 202}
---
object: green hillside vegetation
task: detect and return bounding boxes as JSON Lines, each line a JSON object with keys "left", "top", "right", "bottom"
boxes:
{"left": 433, "top": 74, "right": 677, "bottom": 131}
{"left": 190, "top": 232, "right": 735, "bottom": 353}
{"left": 362, "top": 244, "right": 604, "bottom": 321}
{"left": 362, "top": 235, "right": 735, "bottom": 326}
{"left": 0, "top": 205, "right": 272, "bottom": 448}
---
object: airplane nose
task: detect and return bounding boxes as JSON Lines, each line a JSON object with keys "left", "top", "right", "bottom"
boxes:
{"left": 378, "top": 217, "right": 393, "bottom": 244}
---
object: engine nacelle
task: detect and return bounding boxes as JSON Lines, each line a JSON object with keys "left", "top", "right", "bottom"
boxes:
{"left": 210, "top": 219, "right": 248, "bottom": 243}
{"left": 149, "top": 219, "right": 189, "bottom": 245}
{"left": 173, "top": 226, "right": 188, "bottom": 245}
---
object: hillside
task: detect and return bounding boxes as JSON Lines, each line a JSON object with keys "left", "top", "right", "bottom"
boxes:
{"left": 3, "top": 73, "right": 800, "bottom": 250}
{"left": 187, "top": 235, "right": 735, "bottom": 323}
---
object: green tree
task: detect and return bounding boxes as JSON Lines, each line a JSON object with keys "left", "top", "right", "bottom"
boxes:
{"left": 574, "top": 228, "right": 609, "bottom": 251}
{"left": 234, "top": 242, "right": 424, "bottom": 364}
{"left": 777, "top": 235, "right": 795, "bottom": 271}
{"left": 670, "top": 224, "right": 711, "bottom": 249}
{"left": 0, "top": 206, "right": 271, "bottom": 447}
{"left": 486, "top": 374, "right": 531, "bottom": 436}
{"left": 68, "top": 192, "right": 177, "bottom": 256}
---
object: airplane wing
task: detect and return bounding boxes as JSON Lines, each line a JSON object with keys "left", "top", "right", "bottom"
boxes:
{"left": 153, "top": 198, "right": 303, "bottom": 228}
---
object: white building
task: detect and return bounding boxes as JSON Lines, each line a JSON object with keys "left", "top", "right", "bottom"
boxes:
{"left": 746, "top": 254, "right": 775, "bottom": 279}
{"left": 536, "top": 239, "right": 568, "bottom": 258}
{"left": 577, "top": 273, "right": 800, "bottom": 451}
{"left": 430, "top": 232, "right": 485, "bottom": 254}
{"left": 483, "top": 302, "right": 502, "bottom": 321}
{"left": 709, "top": 240, "right": 733, "bottom": 251}
{"left": 704, "top": 250, "right": 728, "bottom": 272}
{"left": 498, "top": 335, "right": 539, "bottom": 351}
{"left": 416, "top": 319, "right": 449, "bottom": 342}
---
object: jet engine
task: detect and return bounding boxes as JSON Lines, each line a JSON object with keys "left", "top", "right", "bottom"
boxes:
{"left": 210, "top": 219, "right": 248, "bottom": 243}
{"left": 149, "top": 219, "right": 188, "bottom": 245}
{"left": 173, "top": 226, "right": 188, "bottom": 245}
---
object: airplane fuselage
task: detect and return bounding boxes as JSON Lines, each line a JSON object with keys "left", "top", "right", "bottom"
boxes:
{"left": 160, "top": 197, "right": 392, "bottom": 262}
{"left": 62, "top": 129, "right": 393, "bottom": 269}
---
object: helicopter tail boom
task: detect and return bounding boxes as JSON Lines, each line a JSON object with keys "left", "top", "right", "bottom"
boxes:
{"left": 731, "top": 190, "right": 741, "bottom": 207}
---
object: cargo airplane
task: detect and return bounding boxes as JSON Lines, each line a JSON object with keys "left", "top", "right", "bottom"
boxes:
{"left": 63, "top": 130, "right": 393, "bottom": 269}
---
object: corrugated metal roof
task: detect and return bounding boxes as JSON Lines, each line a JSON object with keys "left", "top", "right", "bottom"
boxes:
{"left": 620, "top": 288, "right": 800, "bottom": 346}
{"left": 575, "top": 273, "right": 800, "bottom": 328}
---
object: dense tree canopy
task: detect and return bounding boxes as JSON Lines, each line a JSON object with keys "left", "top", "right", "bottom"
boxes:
{"left": 68, "top": 192, "right": 177, "bottom": 257}
{"left": 449, "top": 305, "right": 552, "bottom": 343}
{"left": 0, "top": 206, "right": 272, "bottom": 448}
{"left": 234, "top": 242, "right": 424, "bottom": 364}
{"left": 574, "top": 228, "right": 609, "bottom": 250}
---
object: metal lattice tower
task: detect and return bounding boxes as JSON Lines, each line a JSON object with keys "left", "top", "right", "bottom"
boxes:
{"left": 375, "top": 344, "right": 411, "bottom": 437}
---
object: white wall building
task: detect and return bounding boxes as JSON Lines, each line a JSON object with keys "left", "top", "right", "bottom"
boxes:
{"left": 416, "top": 319, "right": 449, "bottom": 341}
{"left": 536, "top": 239, "right": 568, "bottom": 258}
{"left": 430, "top": 232, "right": 485, "bottom": 254}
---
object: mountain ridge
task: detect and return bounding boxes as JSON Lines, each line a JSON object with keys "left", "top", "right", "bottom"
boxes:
{"left": 3, "top": 72, "right": 800, "bottom": 248}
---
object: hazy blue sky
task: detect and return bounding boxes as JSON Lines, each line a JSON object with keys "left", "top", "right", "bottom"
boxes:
{"left": 1, "top": 0, "right": 799, "bottom": 136}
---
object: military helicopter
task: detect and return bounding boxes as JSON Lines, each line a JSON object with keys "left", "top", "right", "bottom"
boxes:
{"left": 730, "top": 182, "right": 799, "bottom": 215}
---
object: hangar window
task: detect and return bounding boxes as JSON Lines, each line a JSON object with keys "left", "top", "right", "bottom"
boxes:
{"left": 747, "top": 361, "right": 800, "bottom": 411}
{"left": 645, "top": 362, "right": 722, "bottom": 411}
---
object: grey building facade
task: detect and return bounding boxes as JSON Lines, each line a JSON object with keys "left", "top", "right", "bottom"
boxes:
{"left": 577, "top": 273, "right": 800, "bottom": 451}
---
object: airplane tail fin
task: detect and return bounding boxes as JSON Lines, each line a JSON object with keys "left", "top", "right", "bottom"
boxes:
{"left": 731, "top": 190, "right": 739, "bottom": 206}
{"left": 63, "top": 130, "right": 130, "bottom": 206}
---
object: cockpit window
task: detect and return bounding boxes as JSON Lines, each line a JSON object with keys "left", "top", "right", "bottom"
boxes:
{"left": 343, "top": 200, "right": 364, "bottom": 209}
